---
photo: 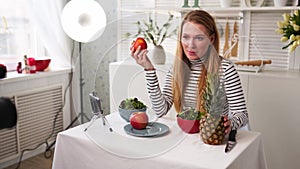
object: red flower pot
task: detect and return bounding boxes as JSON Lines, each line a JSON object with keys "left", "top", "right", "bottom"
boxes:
{"left": 177, "top": 116, "right": 200, "bottom": 134}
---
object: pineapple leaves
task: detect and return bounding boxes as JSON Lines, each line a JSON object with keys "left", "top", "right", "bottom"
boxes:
{"left": 202, "top": 73, "right": 226, "bottom": 118}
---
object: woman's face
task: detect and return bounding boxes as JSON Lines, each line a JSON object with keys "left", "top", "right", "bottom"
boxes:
{"left": 181, "top": 21, "right": 214, "bottom": 60}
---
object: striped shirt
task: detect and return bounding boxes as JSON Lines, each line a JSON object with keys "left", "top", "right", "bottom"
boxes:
{"left": 144, "top": 58, "right": 248, "bottom": 130}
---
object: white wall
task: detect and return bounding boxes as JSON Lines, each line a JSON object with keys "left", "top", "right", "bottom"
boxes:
{"left": 239, "top": 71, "right": 300, "bottom": 169}
{"left": 79, "top": 0, "right": 118, "bottom": 118}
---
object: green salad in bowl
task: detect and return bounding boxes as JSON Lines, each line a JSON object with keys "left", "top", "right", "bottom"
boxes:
{"left": 118, "top": 97, "right": 147, "bottom": 122}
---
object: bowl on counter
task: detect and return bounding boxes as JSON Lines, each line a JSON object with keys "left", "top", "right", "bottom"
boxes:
{"left": 118, "top": 107, "right": 147, "bottom": 122}
{"left": 35, "top": 59, "right": 51, "bottom": 71}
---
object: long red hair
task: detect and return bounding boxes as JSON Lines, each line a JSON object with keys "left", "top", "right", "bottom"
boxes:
{"left": 172, "top": 10, "right": 221, "bottom": 113}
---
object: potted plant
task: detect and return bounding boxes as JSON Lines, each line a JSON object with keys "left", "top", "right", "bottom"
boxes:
{"left": 125, "top": 12, "right": 178, "bottom": 64}
{"left": 177, "top": 107, "right": 204, "bottom": 134}
{"left": 275, "top": 9, "right": 300, "bottom": 53}
{"left": 118, "top": 97, "right": 147, "bottom": 122}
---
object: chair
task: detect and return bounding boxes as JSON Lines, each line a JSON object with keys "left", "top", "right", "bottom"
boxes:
{"left": 0, "top": 97, "right": 17, "bottom": 129}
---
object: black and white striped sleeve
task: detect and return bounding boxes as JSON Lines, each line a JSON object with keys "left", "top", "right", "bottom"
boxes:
{"left": 144, "top": 67, "right": 174, "bottom": 117}
{"left": 222, "top": 60, "right": 249, "bottom": 130}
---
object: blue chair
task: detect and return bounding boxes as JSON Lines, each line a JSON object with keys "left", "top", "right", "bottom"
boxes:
{"left": 0, "top": 97, "right": 17, "bottom": 129}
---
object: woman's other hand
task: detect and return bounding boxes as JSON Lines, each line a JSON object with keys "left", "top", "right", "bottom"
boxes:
{"left": 223, "top": 115, "right": 231, "bottom": 134}
{"left": 130, "top": 45, "right": 154, "bottom": 70}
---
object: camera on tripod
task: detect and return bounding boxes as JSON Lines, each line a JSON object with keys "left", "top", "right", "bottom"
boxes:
{"left": 84, "top": 91, "right": 113, "bottom": 132}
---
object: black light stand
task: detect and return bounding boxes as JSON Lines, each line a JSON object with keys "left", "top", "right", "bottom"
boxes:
{"left": 71, "top": 42, "right": 90, "bottom": 124}
{"left": 45, "top": 42, "right": 89, "bottom": 153}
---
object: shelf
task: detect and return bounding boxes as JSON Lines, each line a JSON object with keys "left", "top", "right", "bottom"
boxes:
{"left": 201, "top": 6, "right": 300, "bottom": 12}
{"left": 0, "top": 68, "right": 71, "bottom": 84}
{"left": 120, "top": 6, "right": 300, "bottom": 13}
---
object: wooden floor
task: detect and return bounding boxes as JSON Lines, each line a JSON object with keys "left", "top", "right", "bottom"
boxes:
{"left": 3, "top": 152, "right": 53, "bottom": 169}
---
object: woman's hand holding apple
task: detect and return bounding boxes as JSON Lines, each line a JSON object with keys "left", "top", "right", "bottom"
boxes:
{"left": 130, "top": 37, "right": 154, "bottom": 70}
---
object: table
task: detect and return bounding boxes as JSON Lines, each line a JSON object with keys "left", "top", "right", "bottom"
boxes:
{"left": 52, "top": 112, "right": 267, "bottom": 169}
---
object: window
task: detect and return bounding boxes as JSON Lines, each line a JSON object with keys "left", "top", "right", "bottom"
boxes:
{"left": 246, "top": 10, "right": 290, "bottom": 70}
{"left": 0, "top": 0, "right": 46, "bottom": 71}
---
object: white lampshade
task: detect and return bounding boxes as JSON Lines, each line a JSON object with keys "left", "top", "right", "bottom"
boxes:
{"left": 61, "top": 0, "right": 106, "bottom": 43}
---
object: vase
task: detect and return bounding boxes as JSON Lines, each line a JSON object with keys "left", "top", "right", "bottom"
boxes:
{"left": 240, "top": 0, "right": 247, "bottom": 7}
{"left": 220, "top": 0, "right": 233, "bottom": 8}
{"left": 274, "top": 0, "right": 288, "bottom": 7}
{"left": 148, "top": 45, "right": 166, "bottom": 64}
{"left": 243, "top": 0, "right": 265, "bottom": 7}
{"left": 294, "top": 0, "right": 300, "bottom": 6}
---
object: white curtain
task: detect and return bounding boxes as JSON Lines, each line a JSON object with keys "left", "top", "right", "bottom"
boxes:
{"left": 26, "top": 0, "right": 73, "bottom": 68}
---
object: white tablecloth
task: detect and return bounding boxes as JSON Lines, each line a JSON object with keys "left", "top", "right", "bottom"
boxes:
{"left": 52, "top": 112, "right": 267, "bottom": 169}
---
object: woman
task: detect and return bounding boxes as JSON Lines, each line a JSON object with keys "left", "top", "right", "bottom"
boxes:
{"left": 131, "top": 10, "right": 248, "bottom": 133}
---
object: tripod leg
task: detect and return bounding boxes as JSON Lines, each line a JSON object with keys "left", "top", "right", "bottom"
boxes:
{"left": 103, "top": 116, "right": 113, "bottom": 132}
{"left": 84, "top": 114, "right": 99, "bottom": 132}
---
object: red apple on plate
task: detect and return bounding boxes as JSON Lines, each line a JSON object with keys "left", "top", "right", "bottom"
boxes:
{"left": 129, "top": 111, "right": 149, "bottom": 130}
{"left": 131, "top": 37, "right": 147, "bottom": 53}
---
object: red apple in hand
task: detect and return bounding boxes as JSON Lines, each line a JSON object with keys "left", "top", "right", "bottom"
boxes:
{"left": 129, "top": 111, "right": 149, "bottom": 130}
{"left": 131, "top": 37, "right": 147, "bottom": 53}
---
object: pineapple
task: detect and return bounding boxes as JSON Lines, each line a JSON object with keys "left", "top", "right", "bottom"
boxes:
{"left": 199, "top": 73, "right": 226, "bottom": 145}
